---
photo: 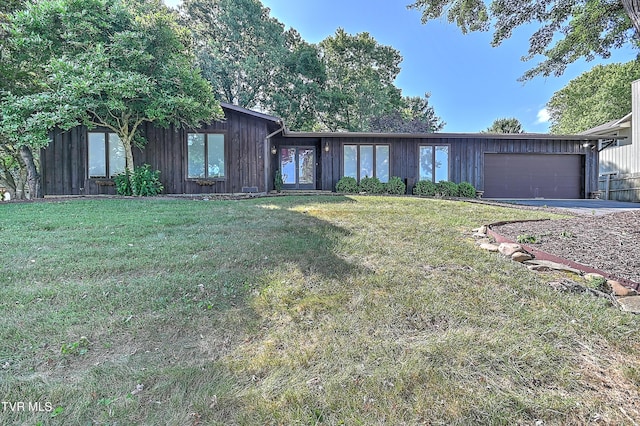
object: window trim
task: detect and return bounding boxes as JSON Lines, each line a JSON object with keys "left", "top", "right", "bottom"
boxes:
{"left": 418, "top": 144, "right": 450, "bottom": 182}
{"left": 342, "top": 143, "right": 391, "bottom": 183}
{"left": 186, "top": 131, "right": 227, "bottom": 180}
{"left": 87, "top": 131, "right": 125, "bottom": 179}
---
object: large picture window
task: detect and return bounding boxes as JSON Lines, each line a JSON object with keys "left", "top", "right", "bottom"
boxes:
{"left": 187, "top": 133, "right": 225, "bottom": 178}
{"left": 419, "top": 145, "right": 449, "bottom": 182}
{"left": 343, "top": 144, "right": 389, "bottom": 182}
{"left": 88, "top": 132, "right": 125, "bottom": 178}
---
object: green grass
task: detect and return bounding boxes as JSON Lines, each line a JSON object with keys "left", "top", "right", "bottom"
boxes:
{"left": 1, "top": 196, "right": 639, "bottom": 425}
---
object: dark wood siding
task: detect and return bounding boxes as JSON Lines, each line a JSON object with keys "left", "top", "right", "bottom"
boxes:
{"left": 43, "top": 107, "right": 278, "bottom": 196}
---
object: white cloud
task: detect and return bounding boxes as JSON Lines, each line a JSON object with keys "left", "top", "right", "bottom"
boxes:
{"left": 536, "top": 108, "right": 551, "bottom": 124}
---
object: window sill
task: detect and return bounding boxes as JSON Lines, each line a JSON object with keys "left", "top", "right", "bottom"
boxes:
{"left": 190, "top": 179, "right": 225, "bottom": 186}
{"left": 91, "top": 179, "right": 115, "bottom": 186}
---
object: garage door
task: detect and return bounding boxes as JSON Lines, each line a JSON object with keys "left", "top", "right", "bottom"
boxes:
{"left": 484, "top": 154, "right": 583, "bottom": 198}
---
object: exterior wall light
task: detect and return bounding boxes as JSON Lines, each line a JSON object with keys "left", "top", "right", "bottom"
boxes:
{"left": 324, "top": 141, "right": 330, "bottom": 152}
{"left": 271, "top": 145, "right": 277, "bottom": 155}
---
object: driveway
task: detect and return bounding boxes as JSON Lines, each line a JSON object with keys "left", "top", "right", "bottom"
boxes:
{"left": 486, "top": 199, "right": 640, "bottom": 216}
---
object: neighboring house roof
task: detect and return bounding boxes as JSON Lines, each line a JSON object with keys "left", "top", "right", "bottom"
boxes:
{"left": 220, "top": 102, "right": 283, "bottom": 123}
{"left": 580, "top": 113, "right": 632, "bottom": 138}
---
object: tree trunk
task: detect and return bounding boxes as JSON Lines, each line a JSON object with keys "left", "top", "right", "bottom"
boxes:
{"left": 19, "top": 145, "right": 41, "bottom": 199}
{"left": 622, "top": 0, "right": 640, "bottom": 38}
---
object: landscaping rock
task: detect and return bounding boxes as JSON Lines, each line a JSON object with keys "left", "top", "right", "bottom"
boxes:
{"left": 584, "top": 272, "right": 605, "bottom": 282}
{"left": 472, "top": 225, "right": 487, "bottom": 235}
{"left": 498, "top": 243, "right": 525, "bottom": 257}
{"left": 608, "top": 280, "right": 638, "bottom": 297}
{"left": 512, "top": 252, "right": 533, "bottom": 262}
{"left": 475, "top": 238, "right": 492, "bottom": 245}
{"left": 616, "top": 296, "right": 640, "bottom": 314}
{"left": 524, "top": 260, "right": 582, "bottom": 275}
{"left": 479, "top": 243, "right": 499, "bottom": 252}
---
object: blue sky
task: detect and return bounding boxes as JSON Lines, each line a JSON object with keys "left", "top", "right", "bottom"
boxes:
{"left": 166, "top": 0, "right": 637, "bottom": 133}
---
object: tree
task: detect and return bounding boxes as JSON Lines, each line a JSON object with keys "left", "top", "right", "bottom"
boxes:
{"left": 1, "top": 0, "right": 222, "bottom": 197}
{"left": 483, "top": 118, "right": 525, "bottom": 133}
{"left": 408, "top": 0, "right": 640, "bottom": 80}
{"left": 180, "top": 0, "right": 288, "bottom": 109}
{"left": 547, "top": 61, "right": 640, "bottom": 134}
{"left": 368, "top": 93, "right": 445, "bottom": 133}
{"left": 317, "top": 29, "right": 404, "bottom": 132}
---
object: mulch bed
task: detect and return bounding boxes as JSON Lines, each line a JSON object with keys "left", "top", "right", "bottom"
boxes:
{"left": 491, "top": 210, "right": 640, "bottom": 284}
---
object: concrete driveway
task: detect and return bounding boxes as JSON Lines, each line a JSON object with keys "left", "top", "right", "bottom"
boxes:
{"left": 486, "top": 199, "right": 640, "bottom": 216}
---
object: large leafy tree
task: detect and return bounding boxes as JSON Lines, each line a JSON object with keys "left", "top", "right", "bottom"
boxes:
{"left": 409, "top": 0, "right": 640, "bottom": 80}
{"left": 1, "top": 0, "right": 222, "bottom": 197}
{"left": 547, "top": 61, "right": 640, "bottom": 133}
{"left": 317, "top": 29, "right": 404, "bottom": 132}
{"left": 483, "top": 117, "right": 525, "bottom": 133}
{"left": 368, "top": 93, "right": 445, "bottom": 133}
{"left": 180, "top": 0, "right": 288, "bottom": 109}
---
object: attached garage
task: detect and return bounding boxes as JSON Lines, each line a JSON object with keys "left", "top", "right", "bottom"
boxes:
{"left": 483, "top": 154, "right": 584, "bottom": 198}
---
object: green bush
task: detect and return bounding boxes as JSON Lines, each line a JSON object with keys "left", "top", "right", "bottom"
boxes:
{"left": 274, "top": 170, "right": 284, "bottom": 192}
{"left": 336, "top": 176, "right": 358, "bottom": 193}
{"left": 385, "top": 176, "right": 406, "bottom": 195}
{"left": 436, "top": 181, "right": 458, "bottom": 197}
{"left": 413, "top": 180, "right": 436, "bottom": 196}
{"left": 114, "top": 164, "right": 164, "bottom": 196}
{"left": 359, "top": 176, "right": 384, "bottom": 194}
{"left": 457, "top": 181, "right": 476, "bottom": 198}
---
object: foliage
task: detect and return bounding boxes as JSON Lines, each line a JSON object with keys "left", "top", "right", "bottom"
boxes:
{"left": 385, "top": 176, "right": 406, "bottom": 195}
{"left": 516, "top": 234, "right": 539, "bottom": 244}
{"left": 483, "top": 118, "right": 524, "bottom": 133}
{"left": 457, "top": 181, "right": 477, "bottom": 197}
{"left": 436, "top": 180, "right": 459, "bottom": 197}
{"left": 1, "top": 0, "right": 222, "bottom": 188}
{"left": 413, "top": 179, "right": 437, "bottom": 196}
{"left": 114, "top": 164, "right": 164, "bottom": 196}
{"left": 317, "top": 29, "right": 404, "bottom": 131}
{"left": 358, "top": 176, "right": 385, "bottom": 194}
{"left": 408, "top": 0, "right": 640, "bottom": 80}
{"left": 548, "top": 61, "right": 640, "bottom": 134}
{"left": 180, "top": 0, "right": 288, "bottom": 109}
{"left": 274, "top": 169, "right": 284, "bottom": 192}
{"left": 335, "top": 176, "right": 359, "bottom": 193}
{"left": 368, "top": 93, "right": 445, "bottom": 133}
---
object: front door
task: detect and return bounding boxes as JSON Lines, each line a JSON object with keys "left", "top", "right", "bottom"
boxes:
{"left": 280, "top": 147, "right": 316, "bottom": 190}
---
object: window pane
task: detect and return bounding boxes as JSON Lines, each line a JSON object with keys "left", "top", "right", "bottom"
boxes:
{"left": 299, "top": 148, "right": 315, "bottom": 184}
{"left": 360, "top": 145, "right": 373, "bottom": 179}
{"left": 88, "top": 133, "right": 106, "bottom": 178}
{"left": 188, "top": 133, "right": 205, "bottom": 178}
{"left": 343, "top": 145, "right": 357, "bottom": 178}
{"left": 207, "top": 134, "right": 225, "bottom": 178}
{"left": 376, "top": 145, "right": 389, "bottom": 183}
{"left": 108, "top": 134, "right": 125, "bottom": 176}
{"left": 419, "top": 146, "right": 433, "bottom": 181}
{"left": 280, "top": 148, "right": 296, "bottom": 184}
{"left": 435, "top": 146, "right": 449, "bottom": 182}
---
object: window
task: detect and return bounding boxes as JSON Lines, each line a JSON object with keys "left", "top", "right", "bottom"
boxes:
{"left": 419, "top": 145, "right": 449, "bottom": 182}
{"left": 88, "top": 132, "right": 125, "bottom": 178}
{"left": 187, "top": 133, "right": 225, "bottom": 178}
{"left": 343, "top": 144, "right": 390, "bottom": 182}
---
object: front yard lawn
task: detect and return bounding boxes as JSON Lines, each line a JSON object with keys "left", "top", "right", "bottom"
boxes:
{"left": 1, "top": 196, "right": 639, "bottom": 424}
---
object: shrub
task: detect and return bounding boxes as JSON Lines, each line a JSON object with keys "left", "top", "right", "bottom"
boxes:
{"left": 114, "top": 164, "right": 164, "bottom": 196}
{"left": 458, "top": 181, "right": 476, "bottom": 198}
{"left": 385, "top": 176, "right": 406, "bottom": 195}
{"left": 336, "top": 176, "right": 358, "bottom": 193}
{"left": 359, "top": 176, "right": 384, "bottom": 194}
{"left": 436, "top": 181, "right": 458, "bottom": 197}
{"left": 274, "top": 170, "right": 284, "bottom": 192}
{"left": 413, "top": 180, "right": 436, "bottom": 196}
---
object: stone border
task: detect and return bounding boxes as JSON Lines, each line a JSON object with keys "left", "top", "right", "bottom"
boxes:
{"left": 472, "top": 223, "right": 640, "bottom": 314}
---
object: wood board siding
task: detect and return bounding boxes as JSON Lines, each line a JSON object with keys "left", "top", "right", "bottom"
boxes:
{"left": 43, "top": 108, "right": 276, "bottom": 196}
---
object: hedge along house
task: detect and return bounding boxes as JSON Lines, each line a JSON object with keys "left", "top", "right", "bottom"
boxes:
{"left": 41, "top": 102, "right": 602, "bottom": 199}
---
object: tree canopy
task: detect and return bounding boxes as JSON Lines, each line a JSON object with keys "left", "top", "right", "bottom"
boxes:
{"left": 482, "top": 117, "right": 525, "bottom": 133}
{"left": 409, "top": 0, "right": 640, "bottom": 80}
{"left": 547, "top": 61, "right": 640, "bottom": 134}
{"left": 1, "top": 0, "right": 222, "bottom": 195}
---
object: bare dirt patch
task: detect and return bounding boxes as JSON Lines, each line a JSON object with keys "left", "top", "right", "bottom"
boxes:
{"left": 491, "top": 210, "right": 640, "bottom": 284}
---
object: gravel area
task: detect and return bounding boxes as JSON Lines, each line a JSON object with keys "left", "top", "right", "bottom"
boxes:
{"left": 491, "top": 210, "right": 640, "bottom": 284}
